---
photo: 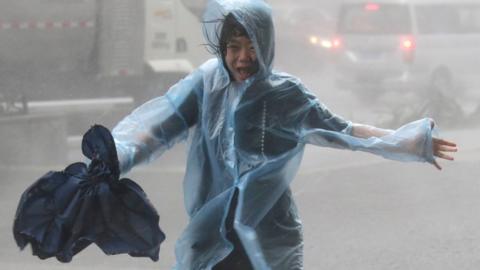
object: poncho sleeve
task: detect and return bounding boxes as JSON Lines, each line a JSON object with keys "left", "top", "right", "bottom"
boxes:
{"left": 296, "top": 87, "right": 435, "bottom": 164}
{"left": 112, "top": 70, "right": 203, "bottom": 174}
{"left": 298, "top": 88, "right": 352, "bottom": 134}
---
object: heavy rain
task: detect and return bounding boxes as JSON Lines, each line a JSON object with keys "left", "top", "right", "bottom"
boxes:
{"left": 1, "top": 0, "right": 479, "bottom": 269}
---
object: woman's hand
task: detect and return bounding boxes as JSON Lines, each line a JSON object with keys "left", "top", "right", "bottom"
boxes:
{"left": 432, "top": 138, "right": 457, "bottom": 170}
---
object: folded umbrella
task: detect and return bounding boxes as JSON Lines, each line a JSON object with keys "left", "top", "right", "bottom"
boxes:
{"left": 13, "top": 125, "right": 165, "bottom": 262}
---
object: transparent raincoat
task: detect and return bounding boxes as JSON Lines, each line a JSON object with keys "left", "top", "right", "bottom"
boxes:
{"left": 111, "top": 0, "right": 436, "bottom": 269}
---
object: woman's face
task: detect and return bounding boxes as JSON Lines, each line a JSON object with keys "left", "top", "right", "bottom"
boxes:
{"left": 224, "top": 36, "right": 258, "bottom": 81}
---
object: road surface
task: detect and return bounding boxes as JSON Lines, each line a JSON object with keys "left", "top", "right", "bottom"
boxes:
{"left": 1, "top": 127, "right": 479, "bottom": 269}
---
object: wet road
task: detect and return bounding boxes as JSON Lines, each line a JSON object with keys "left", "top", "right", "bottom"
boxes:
{"left": 1, "top": 126, "right": 479, "bottom": 269}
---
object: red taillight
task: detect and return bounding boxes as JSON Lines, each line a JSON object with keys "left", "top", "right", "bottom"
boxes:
{"left": 400, "top": 36, "right": 415, "bottom": 50}
{"left": 402, "top": 39, "right": 413, "bottom": 49}
{"left": 400, "top": 36, "right": 415, "bottom": 63}
{"left": 332, "top": 38, "right": 342, "bottom": 48}
{"left": 365, "top": 3, "right": 380, "bottom": 11}
{"left": 321, "top": 37, "right": 342, "bottom": 50}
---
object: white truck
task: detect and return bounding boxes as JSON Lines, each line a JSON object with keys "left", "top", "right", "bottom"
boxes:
{"left": 0, "top": 0, "right": 208, "bottom": 107}
{"left": 0, "top": 0, "right": 209, "bottom": 165}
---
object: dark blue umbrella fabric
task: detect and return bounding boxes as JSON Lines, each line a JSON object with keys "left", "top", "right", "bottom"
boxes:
{"left": 13, "top": 125, "right": 165, "bottom": 262}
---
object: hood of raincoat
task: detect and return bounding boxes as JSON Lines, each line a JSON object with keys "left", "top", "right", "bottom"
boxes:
{"left": 202, "top": 0, "right": 275, "bottom": 82}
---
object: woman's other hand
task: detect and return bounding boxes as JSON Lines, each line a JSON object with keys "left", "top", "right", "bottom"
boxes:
{"left": 432, "top": 138, "right": 457, "bottom": 170}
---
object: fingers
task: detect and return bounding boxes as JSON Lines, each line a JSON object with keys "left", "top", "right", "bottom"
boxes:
{"left": 435, "top": 151, "right": 455, "bottom": 161}
{"left": 433, "top": 137, "right": 458, "bottom": 160}
{"left": 431, "top": 137, "right": 457, "bottom": 170}
{"left": 432, "top": 160, "right": 442, "bottom": 170}
{"left": 433, "top": 138, "right": 457, "bottom": 148}
{"left": 435, "top": 144, "right": 458, "bottom": 153}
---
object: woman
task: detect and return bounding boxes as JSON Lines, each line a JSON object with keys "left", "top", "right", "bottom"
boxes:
{"left": 112, "top": 0, "right": 457, "bottom": 269}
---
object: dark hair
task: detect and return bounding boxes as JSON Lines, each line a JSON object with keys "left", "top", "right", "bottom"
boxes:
{"left": 203, "top": 13, "right": 249, "bottom": 58}
{"left": 219, "top": 14, "right": 249, "bottom": 56}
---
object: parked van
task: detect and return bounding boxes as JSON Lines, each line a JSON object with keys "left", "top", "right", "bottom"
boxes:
{"left": 330, "top": 0, "right": 480, "bottom": 122}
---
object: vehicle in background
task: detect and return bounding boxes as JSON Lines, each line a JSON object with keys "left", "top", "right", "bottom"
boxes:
{"left": 0, "top": 0, "right": 209, "bottom": 134}
{"left": 273, "top": 5, "right": 336, "bottom": 72}
{"left": 142, "top": 0, "right": 209, "bottom": 104}
{"left": 0, "top": 0, "right": 211, "bottom": 165}
{"left": 326, "top": 0, "right": 480, "bottom": 126}
{"left": 0, "top": 0, "right": 208, "bottom": 105}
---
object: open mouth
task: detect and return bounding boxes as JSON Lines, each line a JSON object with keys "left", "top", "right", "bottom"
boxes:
{"left": 236, "top": 66, "right": 256, "bottom": 79}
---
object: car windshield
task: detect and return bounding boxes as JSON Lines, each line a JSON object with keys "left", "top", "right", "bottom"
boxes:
{"left": 337, "top": 3, "right": 411, "bottom": 35}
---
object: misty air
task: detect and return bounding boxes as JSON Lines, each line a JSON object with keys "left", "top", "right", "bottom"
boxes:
{"left": 1, "top": 0, "right": 478, "bottom": 269}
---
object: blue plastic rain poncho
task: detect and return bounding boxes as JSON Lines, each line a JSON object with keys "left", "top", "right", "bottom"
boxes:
{"left": 112, "top": 0, "right": 436, "bottom": 269}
